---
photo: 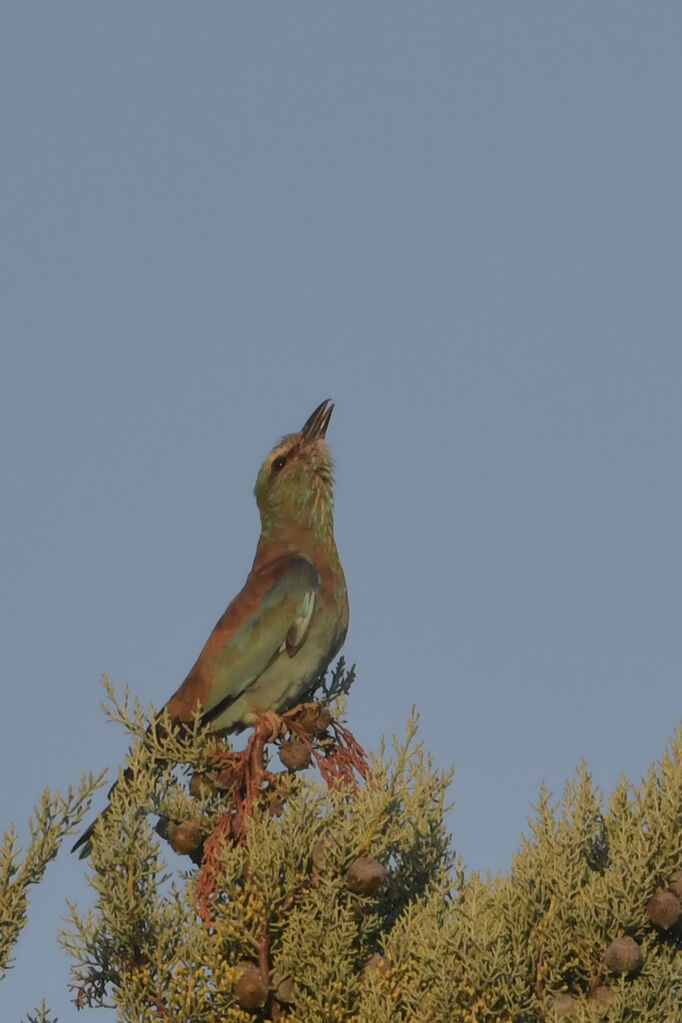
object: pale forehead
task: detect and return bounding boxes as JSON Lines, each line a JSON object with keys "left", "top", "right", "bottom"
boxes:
{"left": 271, "top": 433, "right": 298, "bottom": 457}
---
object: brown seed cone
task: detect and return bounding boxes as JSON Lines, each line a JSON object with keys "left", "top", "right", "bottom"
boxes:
{"left": 234, "top": 961, "right": 268, "bottom": 1010}
{"left": 290, "top": 702, "right": 324, "bottom": 735}
{"left": 603, "top": 935, "right": 643, "bottom": 974}
{"left": 279, "top": 738, "right": 311, "bottom": 771}
{"left": 646, "top": 888, "right": 682, "bottom": 929}
{"left": 189, "top": 772, "right": 218, "bottom": 799}
{"left": 168, "top": 820, "right": 203, "bottom": 856}
{"left": 346, "top": 857, "right": 388, "bottom": 895}
{"left": 311, "top": 706, "right": 333, "bottom": 736}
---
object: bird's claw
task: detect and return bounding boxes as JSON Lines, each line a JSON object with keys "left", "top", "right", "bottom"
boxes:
{"left": 255, "top": 709, "right": 287, "bottom": 743}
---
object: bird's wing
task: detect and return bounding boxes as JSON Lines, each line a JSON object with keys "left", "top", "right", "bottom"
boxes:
{"left": 72, "top": 555, "right": 318, "bottom": 857}
{"left": 165, "top": 554, "right": 319, "bottom": 726}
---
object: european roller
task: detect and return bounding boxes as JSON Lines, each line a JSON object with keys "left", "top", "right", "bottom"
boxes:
{"left": 72, "top": 400, "right": 347, "bottom": 855}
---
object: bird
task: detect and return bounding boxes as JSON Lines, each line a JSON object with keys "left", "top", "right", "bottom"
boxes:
{"left": 72, "top": 399, "right": 348, "bottom": 856}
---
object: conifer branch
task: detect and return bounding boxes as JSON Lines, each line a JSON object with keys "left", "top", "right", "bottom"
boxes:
{"left": 0, "top": 772, "right": 103, "bottom": 979}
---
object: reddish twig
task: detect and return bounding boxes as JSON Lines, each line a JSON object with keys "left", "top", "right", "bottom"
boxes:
{"left": 195, "top": 703, "right": 371, "bottom": 924}
{"left": 534, "top": 946, "right": 545, "bottom": 1002}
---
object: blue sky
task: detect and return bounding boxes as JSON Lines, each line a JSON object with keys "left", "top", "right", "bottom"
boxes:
{"left": 2, "top": 4, "right": 682, "bottom": 1018}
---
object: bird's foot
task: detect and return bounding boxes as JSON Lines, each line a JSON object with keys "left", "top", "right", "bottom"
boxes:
{"left": 195, "top": 702, "right": 370, "bottom": 925}
{"left": 245, "top": 711, "right": 285, "bottom": 799}
{"left": 254, "top": 708, "right": 288, "bottom": 743}
{"left": 206, "top": 711, "right": 285, "bottom": 816}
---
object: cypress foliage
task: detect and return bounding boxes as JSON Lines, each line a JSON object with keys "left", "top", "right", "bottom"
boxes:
{"left": 5, "top": 667, "right": 682, "bottom": 1020}
{"left": 60, "top": 668, "right": 455, "bottom": 1021}
{"left": 0, "top": 774, "right": 102, "bottom": 980}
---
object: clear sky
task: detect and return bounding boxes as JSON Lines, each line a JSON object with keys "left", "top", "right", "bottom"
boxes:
{"left": 2, "top": 4, "right": 682, "bottom": 1018}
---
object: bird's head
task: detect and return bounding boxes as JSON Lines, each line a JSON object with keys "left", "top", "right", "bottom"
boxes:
{"left": 255, "top": 400, "right": 336, "bottom": 539}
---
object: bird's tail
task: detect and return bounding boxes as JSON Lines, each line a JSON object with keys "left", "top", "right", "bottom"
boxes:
{"left": 71, "top": 815, "right": 99, "bottom": 859}
{"left": 70, "top": 713, "right": 176, "bottom": 858}
{"left": 71, "top": 775, "right": 126, "bottom": 858}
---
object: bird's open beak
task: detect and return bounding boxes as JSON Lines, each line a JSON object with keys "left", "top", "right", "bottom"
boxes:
{"left": 301, "top": 399, "right": 334, "bottom": 442}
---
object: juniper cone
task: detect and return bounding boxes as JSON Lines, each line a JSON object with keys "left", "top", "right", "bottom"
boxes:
{"left": 72, "top": 400, "right": 348, "bottom": 856}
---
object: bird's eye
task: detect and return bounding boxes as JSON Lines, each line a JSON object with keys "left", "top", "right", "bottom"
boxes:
{"left": 272, "top": 455, "right": 287, "bottom": 473}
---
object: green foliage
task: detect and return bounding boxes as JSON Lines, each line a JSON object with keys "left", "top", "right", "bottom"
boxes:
{"left": 22, "top": 999, "right": 59, "bottom": 1023}
{"left": 0, "top": 773, "right": 103, "bottom": 981}
{"left": 61, "top": 672, "right": 455, "bottom": 1020}
{"left": 62, "top": 675, "right": 682, "bottom": 1022}
{"left": 7, "top": 668, "right": 682, "bottom": 1021}
{"left": 360, "top": 747, "right": 682, "bottom": 1023}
